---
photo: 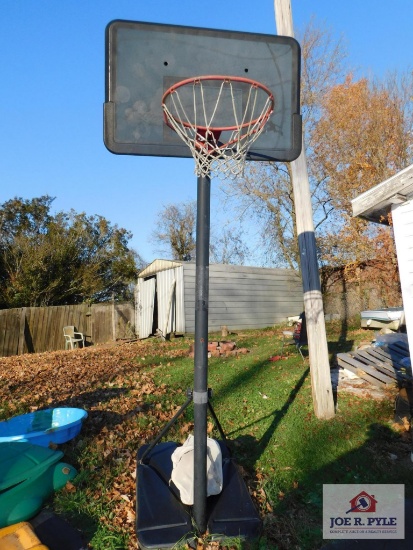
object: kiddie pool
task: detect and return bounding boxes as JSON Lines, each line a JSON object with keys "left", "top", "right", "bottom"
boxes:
{"left": 0, "top": 408, "right": 87, "bottom": 447}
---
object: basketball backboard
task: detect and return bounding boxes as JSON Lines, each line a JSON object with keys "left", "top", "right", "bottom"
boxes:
{"left": 104, "top": 20, "right": 301, "bottom": 162}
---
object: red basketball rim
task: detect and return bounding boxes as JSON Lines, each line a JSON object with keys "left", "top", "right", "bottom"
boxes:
{"left": 162, "top": 75, "right": 275, "bottom": 134}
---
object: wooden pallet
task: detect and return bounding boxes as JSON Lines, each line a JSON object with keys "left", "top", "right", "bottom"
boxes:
{"left": 337, "top": 343, "right": 412, "bottom": 388}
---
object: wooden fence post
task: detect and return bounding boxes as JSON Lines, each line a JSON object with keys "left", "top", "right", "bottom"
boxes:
{"left": 112, "top": 293, "right": 116, "bottom": 341}
{"left": 18, "top": 307, "right": 27, "bottom": 355}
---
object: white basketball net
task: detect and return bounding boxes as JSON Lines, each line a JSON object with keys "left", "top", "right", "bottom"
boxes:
{"left": 162, "top": 77, "right": 274, "bottom": 179}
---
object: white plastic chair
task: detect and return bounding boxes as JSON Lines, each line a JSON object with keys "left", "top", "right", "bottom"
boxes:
{"left": 63, "top": 326, "right": 84, "bottom": 350}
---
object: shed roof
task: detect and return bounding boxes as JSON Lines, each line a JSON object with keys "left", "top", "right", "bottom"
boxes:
{"left": 138, "top": 259, "right": 183, "bottom": 278}
{"left": 351, "top": 163, "right": 413, "bottom": 224}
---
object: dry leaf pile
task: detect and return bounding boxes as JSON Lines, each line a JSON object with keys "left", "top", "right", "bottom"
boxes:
{"left": 0, "top": 341, "right": 190, "bottom": 548}
{"left": 0, "top": 341, "right": 268, "bottom": 549}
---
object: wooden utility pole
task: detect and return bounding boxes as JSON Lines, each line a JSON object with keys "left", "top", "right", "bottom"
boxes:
{"left": 274, "top": 0, "right": 335, "bottom": 419}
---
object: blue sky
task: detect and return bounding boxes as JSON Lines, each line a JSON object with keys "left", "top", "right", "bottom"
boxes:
{"left": 1, "top": 0, "right": 412, "bottom": 264}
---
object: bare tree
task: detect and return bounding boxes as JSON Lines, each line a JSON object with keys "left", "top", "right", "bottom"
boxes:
{"left": 150, "top": 201, "right": 197, "bottom": 261}
{"left": 210, "top": 226, "right": 250, "bottom": 265}
{"left": 222, "top": 21, "right": 349, "bottom": 269}
{"left": 151, "top": 201, "right": 250, "bottom": 265}
{"left": 223, "top": 20, "right": 413, "bottom": 272}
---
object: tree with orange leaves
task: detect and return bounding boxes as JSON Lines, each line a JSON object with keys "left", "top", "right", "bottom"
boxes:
{"left": 225, "top": 21, "right": 413, "bottom": 292}
{"left": 312, "top": 73, "right": 412, "bottom": 306}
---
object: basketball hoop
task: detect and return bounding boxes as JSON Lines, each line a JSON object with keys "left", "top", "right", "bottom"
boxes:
{"left": 162, "top": 75, "right": 274, "bottom": 179}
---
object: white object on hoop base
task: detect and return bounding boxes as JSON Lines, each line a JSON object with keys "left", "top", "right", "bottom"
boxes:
{"left": 162, "top": 75, "right": 274, "bottom": 179}
{"left": 170, "top": 434, "right": 223, "bottom": 505}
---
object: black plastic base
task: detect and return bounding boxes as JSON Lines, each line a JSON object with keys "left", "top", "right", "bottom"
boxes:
{"left": 136, "top": 441, "right": 262, "bottom": 550}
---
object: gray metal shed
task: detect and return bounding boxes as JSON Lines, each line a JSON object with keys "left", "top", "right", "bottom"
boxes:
{"left": 136, "top": 259, "right": 304, "bottom": 338}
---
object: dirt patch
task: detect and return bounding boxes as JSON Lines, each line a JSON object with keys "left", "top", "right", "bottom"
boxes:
{"left": 188, "top": 340, "right": 250, "bottom": 358}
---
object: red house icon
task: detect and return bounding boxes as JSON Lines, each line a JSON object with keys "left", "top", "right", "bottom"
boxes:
{"left": 348, "top": 491, "right": 377, "bottom": 513}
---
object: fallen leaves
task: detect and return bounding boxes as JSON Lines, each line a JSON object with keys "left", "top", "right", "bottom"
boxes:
{"left": 0, "top": 340, "right": 272, "bottom": 550}
{"left": 0, "top": 340, "right": 191, "bottom": 549}
{"left": 65, "top": 481, "right": 76, "bottom": 493}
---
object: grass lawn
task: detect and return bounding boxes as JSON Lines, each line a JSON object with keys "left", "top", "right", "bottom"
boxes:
{"left": 0, "top": 318, "right": 411, "bottom": 549}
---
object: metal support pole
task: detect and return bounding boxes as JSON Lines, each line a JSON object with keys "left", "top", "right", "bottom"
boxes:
{"left": 193, "top": 173, "right": 211, "bottom": 534}
{"left": 138, "top": 390, "right": 193, "bottom": 465}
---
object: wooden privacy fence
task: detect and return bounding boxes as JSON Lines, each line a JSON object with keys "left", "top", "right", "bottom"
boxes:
{"left": 0, "top": 302, "right": 135, "bottom": 357}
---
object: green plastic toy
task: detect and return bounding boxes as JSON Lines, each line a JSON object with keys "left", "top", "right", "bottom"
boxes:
{"left": 0, "top": 441, "right": 77, "bottom": 527}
